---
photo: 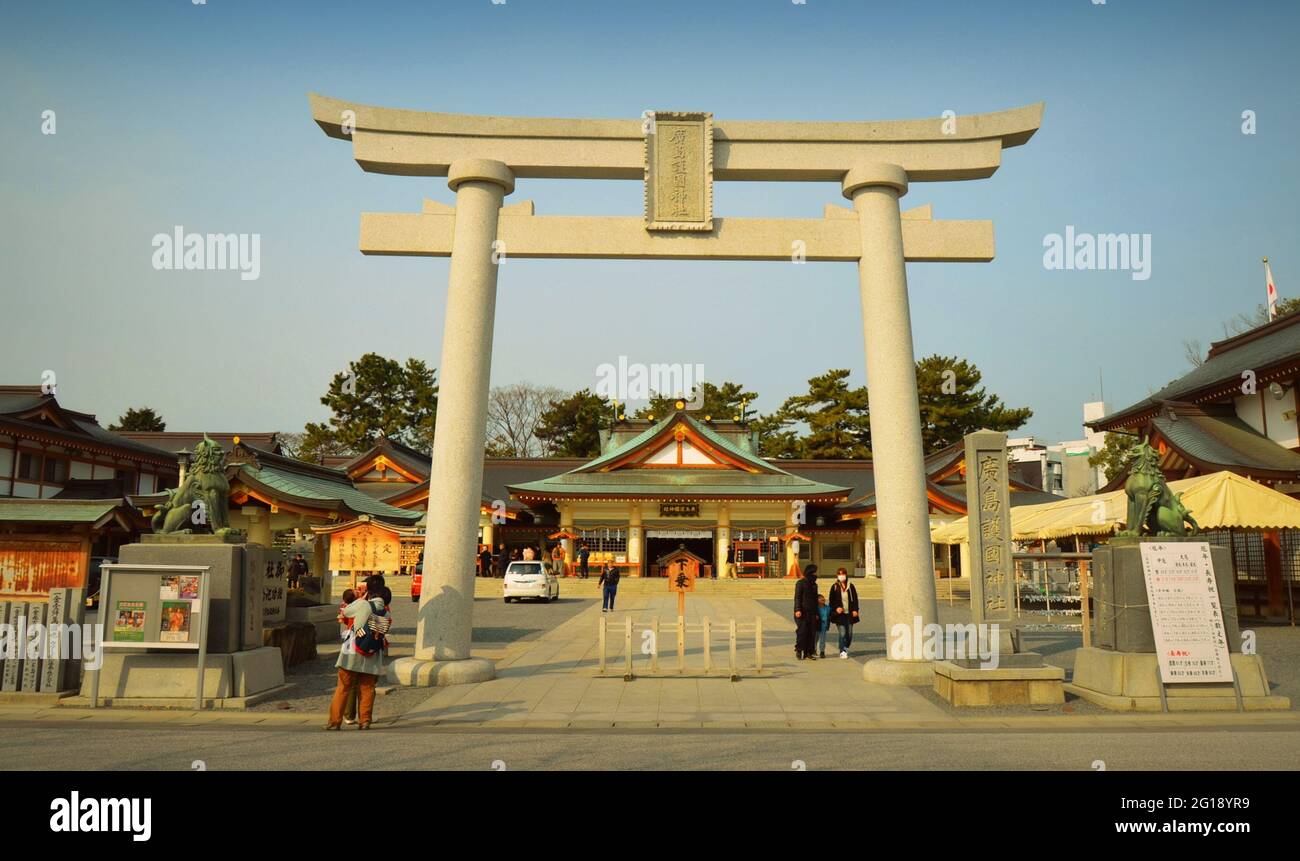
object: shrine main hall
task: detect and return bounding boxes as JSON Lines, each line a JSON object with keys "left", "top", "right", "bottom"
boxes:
{"left": 341, "top": 404, "right": 1060, "bottom": 581}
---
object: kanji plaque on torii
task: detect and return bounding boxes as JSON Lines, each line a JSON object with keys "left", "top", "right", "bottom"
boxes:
{"left": 644, "top": 112, "right": 713, "bottom": 231}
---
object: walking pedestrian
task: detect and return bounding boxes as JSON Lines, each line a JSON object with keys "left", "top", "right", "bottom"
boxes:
{"left": 599, "top": 561, "right": 620, "bottom": 612}
{"left": 551, "top": 542, "right": 566, "bottom": 577}
{"left": 828, "top": 567, "right": 861, "bottom": 658}
{"left": 578, "top": 542, "right": 591, "bottom": 579}
{"left": 287, "top": 553, "right": 308, "bottom": 590}
{"left": 479, "top": 545, "right": 492, "bottom": 578}
{"left": 793, "top": 564, "right": 819, "bottom": 660}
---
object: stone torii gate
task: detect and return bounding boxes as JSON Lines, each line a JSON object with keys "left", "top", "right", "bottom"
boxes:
{"left": 309, "top": 93, "right": 1043, "bottom": 687}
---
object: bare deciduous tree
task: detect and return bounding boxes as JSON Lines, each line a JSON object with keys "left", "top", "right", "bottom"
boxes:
{"left": 486, "top": 383, "right": 566, "bottom": 457}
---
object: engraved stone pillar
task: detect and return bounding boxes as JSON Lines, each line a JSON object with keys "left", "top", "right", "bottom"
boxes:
{"left": 844, "top": 164, "right": 940, "bottom": 685}
{"left": 964, "top": 429, "right": 1021, "bottom": 657}
{"left": 393, "top": 159, "right": 513, "bottom": 687}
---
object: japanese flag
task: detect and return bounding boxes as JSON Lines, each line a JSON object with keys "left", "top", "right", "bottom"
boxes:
{"left": 1266, "top": 258, "right": 1278, "bottom": 320}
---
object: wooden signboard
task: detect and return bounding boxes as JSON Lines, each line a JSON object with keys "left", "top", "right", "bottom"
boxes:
{"left": 667, "top": 559, "right": 697, "bottom": 593}
{"left": 327, "top": 521, "right": 402, "bottom": 573}
{"left": 0, "top": 539, "right": 86, "bottom": 601}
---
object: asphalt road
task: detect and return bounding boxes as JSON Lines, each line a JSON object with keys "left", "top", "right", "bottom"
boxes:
{"left": 1, "top": 723, "right": 1297, "bottom": 771}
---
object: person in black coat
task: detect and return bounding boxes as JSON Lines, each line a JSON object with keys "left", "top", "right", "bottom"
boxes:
{"left": 827, "top": 567, "right": 861, "bottom": 658}
{"left": 792, "top": 565, "right": 820, "bottom": 660}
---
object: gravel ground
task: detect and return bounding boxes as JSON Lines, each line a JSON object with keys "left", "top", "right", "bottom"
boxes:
{"left": 249, "top": 595, "right": 595, "bottom": 719}
{"left": 759, "top": 597, "right": 1300, "bottom": 717}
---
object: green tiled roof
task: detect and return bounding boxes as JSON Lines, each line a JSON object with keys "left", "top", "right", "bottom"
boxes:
{"left": 511, "top": 413, "right": 849, "bottom": 499}
{"left": 240, "top": 462, "right": 422, "bottom": 523}
{"left": 0, "top": 499, "right": 125, "bottom": 523}
{"left": 1152, "top": 413, "right": 1300, "bottom": 474}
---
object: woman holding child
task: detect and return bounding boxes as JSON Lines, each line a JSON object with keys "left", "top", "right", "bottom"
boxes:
{"left": 325, "top": 574, "right": 391, "bottom": 731}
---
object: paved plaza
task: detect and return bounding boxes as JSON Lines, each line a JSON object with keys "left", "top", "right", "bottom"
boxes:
{"left": 3, "top": 586, "right": 1296, "bottom": 742}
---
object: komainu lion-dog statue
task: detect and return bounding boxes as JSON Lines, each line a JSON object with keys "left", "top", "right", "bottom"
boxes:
{"left": 1116, "top": 440, "right": 1198, "bottom": 537}
{"left": 152, "top": 434, "right": 235, "bottom": 536}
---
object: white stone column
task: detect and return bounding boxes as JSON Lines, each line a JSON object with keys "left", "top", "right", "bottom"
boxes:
{"left": 243, "top": 506, "right": 272, "bottom": 547}
{"left": 560, "top": 502, "right": 575, "bottom": 564}
{"left": 785, "top": 504, "right": 799, "bottom": 576}
{"left": 627, "top": 503, "right": 642, "bottom": 576}
{"left": 844, "top": 163, "right": 940, "bottom": 685}
{"left": 395, "top": 159, "right": 513, "bottom": 687}
{"left": 715, "top": 503, "right": 730, "bottom": 579}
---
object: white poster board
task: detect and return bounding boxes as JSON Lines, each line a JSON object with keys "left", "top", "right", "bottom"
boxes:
{"left": 90, "top": 563, "right": 213, "bottom": 710}
{"left": 1139, "top": 542, "right": 1232, "bottom": 684}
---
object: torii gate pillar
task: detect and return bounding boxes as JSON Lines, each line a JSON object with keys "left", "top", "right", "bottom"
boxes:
{"left": 390, "top": 159, "right": 513, "bottom": 687}
{"left": 845, "top": 164, "right": 940, "bottom": 684}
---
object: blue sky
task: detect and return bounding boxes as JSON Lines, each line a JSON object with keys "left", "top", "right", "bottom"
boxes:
{"left": 3, "top": 0, "right": 1298, "bottom": 444}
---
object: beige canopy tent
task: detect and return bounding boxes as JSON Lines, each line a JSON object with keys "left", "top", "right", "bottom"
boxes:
{"left": 931, "top": 471, "right": 1300, "bottom": 544}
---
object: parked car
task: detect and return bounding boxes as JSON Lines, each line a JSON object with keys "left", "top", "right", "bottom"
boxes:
{"left": 503, "top": 561, "right": 559, "bottom": 603}
{"left": 411, "top": 555, "right": 423, "bottom": 603}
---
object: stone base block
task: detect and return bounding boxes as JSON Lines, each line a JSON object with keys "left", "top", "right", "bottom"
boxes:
{"left": 1067, "top": 647, "right": 1291, "bottom": 711}
{"left": 388, "top": 657, "right": 495, "bottom": 687}
{"left": 231, "top": 647, "right": 287, "bottom": 695}
{"left": 80, "top": 647, "right": 285, "bottom": 701}
{"left": 62, "top": 684, "right": 294, "bottom": 710}
{"left": 861, "top": 657, "right": 934, "bottom": 686}
{"left": 934, "top": 660, "right": 1065, "bottom": 706}
{"left": 287, "top": 604, "right": 339, "bottom": 645}
{"left": 262, "top": 622, "right": 318, "bottom": 668}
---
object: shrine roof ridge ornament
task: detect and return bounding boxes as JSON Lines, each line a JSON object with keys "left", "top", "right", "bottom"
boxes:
{"left": 309, "top": 93, "right": 1044, "bottom": 182}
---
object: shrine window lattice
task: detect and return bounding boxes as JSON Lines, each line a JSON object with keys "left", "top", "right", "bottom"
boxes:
{"left": 1200, "top": 530, "right": 1300, "bottom": 583}
{"left": 577, "top": 530, "right": 627, "bottom": 555}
